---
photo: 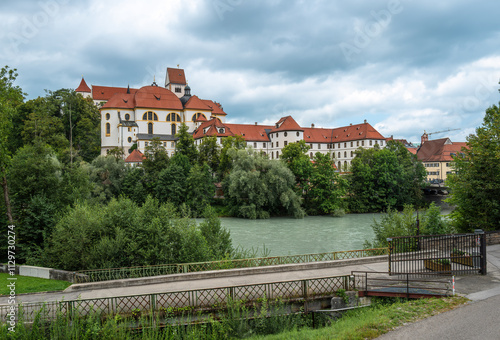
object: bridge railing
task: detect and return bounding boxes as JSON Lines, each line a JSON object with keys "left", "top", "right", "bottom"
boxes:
{"left": 75, "top": 248, "right": 388, "bottom": 283}
{"left": 2, "top": 274, "right": 353, "bottom": 323}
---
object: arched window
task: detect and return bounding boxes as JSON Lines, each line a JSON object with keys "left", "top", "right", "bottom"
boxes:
{"left": 338, "top": 152, "right": 341, "bottom": 158}
{"left": 171, "top": 124, "right": 176, "bottom": 135}
{"left": 167, "top": 113, "right": 181, "bottom": 122}
{"left": 310, "top": 152, "right": 313, "bottom": 159}
{"left": 148, "top": 123, "right": 153, "bottom": 135}
{"left": 191, "top": 112, "right": 207, "bottom": 121}
{"left": 125, "top": 113, "right": 130, "bottom": 121}
{"left": 105, "top": 123, "right": 110, "bottom": 136}
{"left": 142, "top": 111, "right": 158, "bottom": 121}
{"left": 344, "top": 151, "right": 347, "bottom": 157}
{"left": 338, "top": 161, "right": 341, "bottom": 170}
{"left": 276, "top": 151, "right": 279, "bottom": 158}
{"left": 105, "top": 113, "right": 110, "bottom": 120}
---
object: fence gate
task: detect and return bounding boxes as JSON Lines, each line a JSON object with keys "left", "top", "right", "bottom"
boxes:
{"left": 388, "top": 231, "right": 487, "bottom": 276}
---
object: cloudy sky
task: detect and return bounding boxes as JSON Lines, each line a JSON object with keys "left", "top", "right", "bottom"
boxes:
{"left": 2, "top": 0, "right": 499, "bottom": 143}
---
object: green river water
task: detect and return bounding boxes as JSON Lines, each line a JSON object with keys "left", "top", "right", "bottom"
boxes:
{"left": 220, "top": 214, "right": 382, "bottom": 257}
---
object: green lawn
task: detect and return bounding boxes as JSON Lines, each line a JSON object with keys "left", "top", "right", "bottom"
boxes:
{"left": 0, "top": 273, "right": 72, "bottom": 295}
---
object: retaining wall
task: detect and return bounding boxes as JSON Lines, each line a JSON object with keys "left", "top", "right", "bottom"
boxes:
{"left": 0, "top": 264, "right": 88, "bottom": 283}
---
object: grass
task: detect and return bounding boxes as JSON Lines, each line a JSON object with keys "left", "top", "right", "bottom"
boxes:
{"left": 0, "top": 273, "right": 72, "bottom": 295}
{"left": 249, "top": 296, "right": 469, "bottom": 340}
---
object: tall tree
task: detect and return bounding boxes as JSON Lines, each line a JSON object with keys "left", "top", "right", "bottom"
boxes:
{"left": 0, "top": 66, "right": 25, "bottom": 224}
{"left": 223, "top": 149, "right": 304, "bottom": 219}
{"left": 218, "top": 135, "right": 247, "bottom": 178}
{"left": 280, "top": 140, "right": 313, "bottom": 195}
{"left": 447, "top": 103, "right": 500, "bottom": 231}
{"left": 306, "top": 152, "right": 348, "bottom": 215}
{"left": 348, "top": 141, "right": 426, "bottom": 213}
{"left": 197, "top": 135, "right": 220, "bottom": 173}
{"left": 175, "top": 123, "right": 198, "bottom": 162}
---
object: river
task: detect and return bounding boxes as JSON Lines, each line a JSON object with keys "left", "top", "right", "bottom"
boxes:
{"left": 220, "top": 214, "right": 382, "bottom": 257}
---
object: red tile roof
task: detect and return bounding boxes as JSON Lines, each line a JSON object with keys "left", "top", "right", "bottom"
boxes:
{"left": 417, "top": 139, "right": 468, "bottom": 162}
{"left": 75, "top": 77, "right": 91, "bottom": 93}
{"left": 166, "top": 68, "right": 186, "bottom": 85}
{"left": 303, "top": 122, "right": 385, "bottom": 143}
{"left": 270, "top": 116, "right": 303, "bottom": 132}
{"left": 202, "top": 100, "right": 227, "bottom": 116}
{"left": 184, "top": 95, "right": 213, "bottom": 111}
{"left": 134, "top": 86, "right": 183, "bottom": 110}
{"left": 225, "top": 123, "right": 273, "bottom": 141}
{"left": 125, "top": 149, "right": 146, "bottom": 163}
{"left": 101, "top": 93, "right": 136, "bottom": 109}
{"left": 92, "top": 85, "right": 138, "bottom": 101}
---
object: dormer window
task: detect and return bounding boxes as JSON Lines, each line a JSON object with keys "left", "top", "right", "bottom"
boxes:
{"left": 219, "top": 128, "right": 225, "bottom": 134}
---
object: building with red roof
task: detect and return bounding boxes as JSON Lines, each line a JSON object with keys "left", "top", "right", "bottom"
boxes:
{"left": 416, "top": 135, "right": 468, "bottom": 182}
{"left": 80, "top": 66, "right": 387, "bottom": 167}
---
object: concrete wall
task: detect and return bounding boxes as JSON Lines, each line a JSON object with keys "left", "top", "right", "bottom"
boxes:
{"left": 0, "top": 264, "right": 87, "bottom": 283}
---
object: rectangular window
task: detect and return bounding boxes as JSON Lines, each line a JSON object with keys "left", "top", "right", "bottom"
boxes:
{"left": 128, "top": 127, "right": 131, "bottom": 132}
{"left": 254, "top": 142, "right": 257, "bottom": 148}
{"left": 351, "top": 142, "right": 353, "bottom": 147}
{"left": 284, "top": 141, "right": 288, "bottom": 147}
{"left": 318, "top": 144, "right": 321, "bottom": 149}
{"left": 271, "top": 142, "right": 274, "bottom": 148}
{"left": 263, "top": 143, "right": 266, "bottom": 148}
{"left": 369, "top": 140, "right": 372, "bottom": 146}
{"left": 357, "top": 141, "right": 359, "bottom": 146}
{"left": 145, "top": 142, "right": 148, "bottom": 147}
{"left": 276, "top": 141, "right": 279, "bottom": 147}
{"left": 362, "top": 141, "right": 364, "bottom": 146}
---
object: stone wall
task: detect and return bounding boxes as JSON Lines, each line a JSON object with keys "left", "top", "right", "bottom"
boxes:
{"left": 486, "top": 230, "right": 500, "bottom": 245}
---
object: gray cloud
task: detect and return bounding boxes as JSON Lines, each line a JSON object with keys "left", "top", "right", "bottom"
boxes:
{"left": 1, "top": 0, "right": 499, "bottom": 143}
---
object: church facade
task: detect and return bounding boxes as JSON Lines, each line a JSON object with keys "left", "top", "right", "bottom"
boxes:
{"left": 76, "top": 67, "right": 387, "bottom": 169}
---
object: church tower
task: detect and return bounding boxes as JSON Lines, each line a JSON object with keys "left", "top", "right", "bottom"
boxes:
{"left": 165, "top": 66, "right": 187, "bottom": 98}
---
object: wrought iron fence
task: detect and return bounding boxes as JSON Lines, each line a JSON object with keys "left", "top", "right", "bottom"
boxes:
{"left": 1, "top": 275, "right": 353, "bottom": 323}
{"left": 388, "top": 231, "right": 486, "bottom": 276}
{"left": 75, "top": 248, "right": 388, "bottom": 283}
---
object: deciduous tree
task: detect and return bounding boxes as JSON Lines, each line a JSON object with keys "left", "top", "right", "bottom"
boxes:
{"left": 447, "top": 103, "right": 500, "bottom": 231}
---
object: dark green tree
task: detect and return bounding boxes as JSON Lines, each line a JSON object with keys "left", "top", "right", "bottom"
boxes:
{"left": 218, "top": 135, "right": 247, "bottom": 178}
{"left": 197, "top": 135, "right": 220, "bottom": 173}
{"left": 223, "top": 149, "right": 304, "bottom": 219}
{"left": 89, "top": 155, "right": 127, "bottom": 202}
{"left": 0, "top": 66, "right": 25, "bottom": 224}
{"left": 280, "top": 140, "right": 313, "bottom": 195}
{"left": 186, "top": 163, "right": 215, "bottom": 216}
{"left": 447, "top": 103, "right": 500, "bottom": 231}
{"left": 175, "top": 123, "right": 198, "bottom": 162}
{"left": 348, "top": 141, "right": 426, "bottom": 213}
{"left": 306, "top": 152, "right": 348, "bottom": 215}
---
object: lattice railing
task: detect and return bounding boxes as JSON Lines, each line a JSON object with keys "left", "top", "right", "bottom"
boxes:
{"left": 1, "top": 275, "right": 353, "bottom": 322}
{"left": 76, "top": 248, "right": 388, "bottom": 283}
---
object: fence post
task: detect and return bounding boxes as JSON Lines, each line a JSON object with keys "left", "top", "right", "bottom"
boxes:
{"left": 387, "top": 238, "right": 392, "bottom": 275}
{"left": 477, "top": 230, "right": 487, "bottom": 275}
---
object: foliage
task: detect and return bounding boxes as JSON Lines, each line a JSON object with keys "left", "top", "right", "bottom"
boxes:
{"left": 46, "top": 196, "right": 234, "bottom": 270}
{"left": 197, "top": 135, "right": 221, "bottom": 173}
{"left": 365, "top": 203, "right": 452, "bottom": 248}
{"left": 186, "top": 163, "right": 215, "bottom": 216}
{"left": 156, "top": 161, "right": 188, "bottom": 206}
{"left": 447, "top": 103, "right": 500, "bottom": 232}
{"left": 219, "top": 134, "right": 247, "bottom": 178}
{"left": 89, "top": 155, "right": 127, "bottom": 202}
{"left": 305, "top": 152, "right": 348, "bottom": 215}
{"left": 280, "top": 140, "right": 313, "bottom": 194}
{"left": 175, "top": 122, "right": 198, "bottom": 162}
{"left": 20, "top": 89, "right": 101, "bottom": 163}
{"left": 223, "top": 149, "right": 304, "bottom": 219}
{"left": 348, "top": 141, "right": 426, "bottom": 213}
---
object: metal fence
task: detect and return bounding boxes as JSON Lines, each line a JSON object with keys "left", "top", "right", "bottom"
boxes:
{"left": 75, "top": 248, "right": 388, "bottom": 283}
{"left": 1, "top": 275, "right": 353, "bottom": 323}
{"left": 388, "top": 231, "right": 487, "bottom": 276}
{"left": 352, "top": 271, "right": 453, "bottom": 298}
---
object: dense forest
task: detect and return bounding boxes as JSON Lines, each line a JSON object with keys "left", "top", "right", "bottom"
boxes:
{"left": 1, "top": 66, "right": 436, "bottom": 270}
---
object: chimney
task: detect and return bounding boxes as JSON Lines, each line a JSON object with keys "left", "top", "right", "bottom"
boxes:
{"left": 350, "top": 123, "right": 352, "bottom": 126}
{"left": 311, "top": 123, "right": 315, "bottom": 128}
{"left": 255, "top": 122, "right": 258, "bottom": 125}
{"left": 421, "top": 131, "right": 428, "bottom": 145}
{"left": 364, "top": 119, "right": 367, "bottom": 124}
